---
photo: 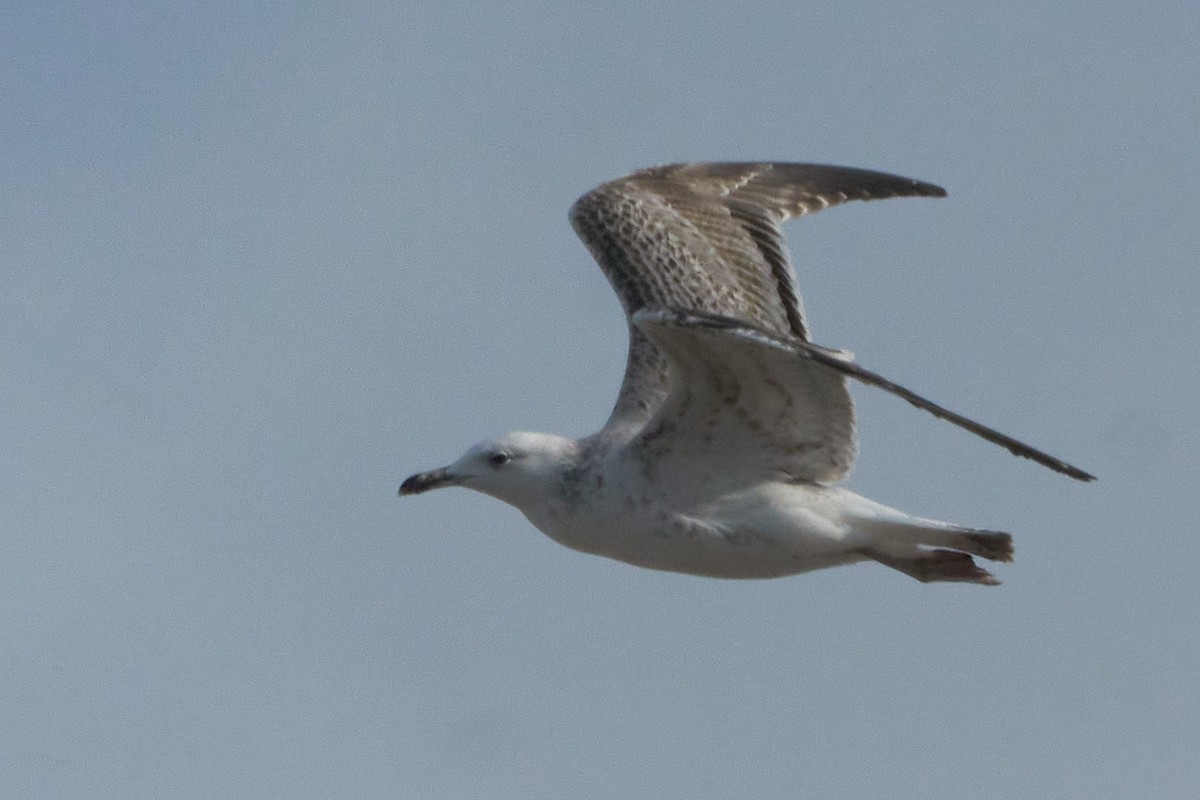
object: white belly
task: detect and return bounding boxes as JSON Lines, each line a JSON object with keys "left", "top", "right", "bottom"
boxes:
{"left": 525, "top": 482, "right": 869, "bottom": 579}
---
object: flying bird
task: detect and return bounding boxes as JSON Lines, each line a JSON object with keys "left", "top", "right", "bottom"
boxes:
{"left": 400, "top": 162, "right": 1092, "bottom": 585}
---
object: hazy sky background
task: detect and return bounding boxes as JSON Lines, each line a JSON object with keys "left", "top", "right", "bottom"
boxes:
{"left": 3, "top": 2, "right": 1198, "bottom": 798}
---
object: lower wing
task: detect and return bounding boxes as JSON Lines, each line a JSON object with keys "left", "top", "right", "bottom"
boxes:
{"left": 635, "top": 308, "right": 1095, "bottom": 482}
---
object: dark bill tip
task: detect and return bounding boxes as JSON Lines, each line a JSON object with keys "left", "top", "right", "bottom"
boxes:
{"left": 398, "top": 467, "right": 457, "bottom": 496}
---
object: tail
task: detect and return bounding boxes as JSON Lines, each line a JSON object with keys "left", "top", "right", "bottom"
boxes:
{"left": 854, "top": 514, "right": 1014, "bottom": 586}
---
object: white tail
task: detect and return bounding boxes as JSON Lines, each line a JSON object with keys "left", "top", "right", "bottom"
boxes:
{"left": 852, "top": 512, "right": 1013, "bottom": 585}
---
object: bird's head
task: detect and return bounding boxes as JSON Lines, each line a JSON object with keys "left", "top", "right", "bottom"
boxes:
{"left": 399, "top": 431, "right": 579, "bottom": 510}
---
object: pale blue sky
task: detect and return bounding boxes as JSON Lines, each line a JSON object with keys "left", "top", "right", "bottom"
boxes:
{"left": 3, "top": 2, "right": 1198, "bottom": 798}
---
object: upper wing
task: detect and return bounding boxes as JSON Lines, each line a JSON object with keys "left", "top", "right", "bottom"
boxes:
{"left": 569, "top": 162, "right": 946, "bottom": 434}
{"left": 633, "top": 309, "right": 1095, "bottom": 484}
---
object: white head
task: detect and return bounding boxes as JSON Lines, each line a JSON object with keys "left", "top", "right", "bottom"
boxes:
{"left": 399, "top": 431, "right": 579, "bottom": 510}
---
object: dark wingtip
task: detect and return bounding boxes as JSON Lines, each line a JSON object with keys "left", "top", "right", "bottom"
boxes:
{"left": 1022, "top": 448, "right": 1095, "bottom": 483}
{"left": 914, "top": 180, "right": 948, "bottom": 198}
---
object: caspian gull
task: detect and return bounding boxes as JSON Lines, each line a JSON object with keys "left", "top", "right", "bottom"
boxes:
{"left": 400, "top": 162, "right": 1093, "bottom": 585}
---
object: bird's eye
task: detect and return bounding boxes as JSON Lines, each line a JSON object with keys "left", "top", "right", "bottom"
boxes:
{"left": 488, "top": 452, "right": 511, "bottom": 467}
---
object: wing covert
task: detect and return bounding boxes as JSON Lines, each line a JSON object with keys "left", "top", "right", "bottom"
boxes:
{"left": 569, "top": 161, "right": 946, "bottom": 434}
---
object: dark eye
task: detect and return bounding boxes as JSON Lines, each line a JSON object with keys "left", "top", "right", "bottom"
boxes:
{"left": 488, "top": 451, "right": 511, "bottom": 467}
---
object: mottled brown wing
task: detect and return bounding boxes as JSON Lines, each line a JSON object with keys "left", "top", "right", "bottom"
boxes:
{"left": 569, "top": 162, "right": 946, "bottom": 434}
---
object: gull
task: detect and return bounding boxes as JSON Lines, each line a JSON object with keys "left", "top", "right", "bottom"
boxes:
{"left": 400, "top": 162, "right": 1093, "bottom": 585}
